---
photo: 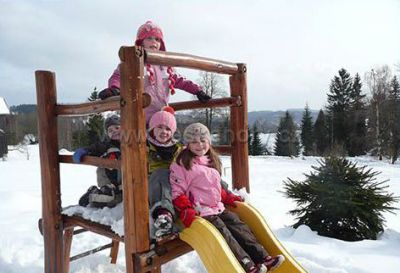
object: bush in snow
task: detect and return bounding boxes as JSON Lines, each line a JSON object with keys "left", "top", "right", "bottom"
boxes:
{"left": 283, "top": 156, "right": 398, "bottom": 241}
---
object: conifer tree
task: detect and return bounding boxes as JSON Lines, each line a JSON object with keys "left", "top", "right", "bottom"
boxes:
{"left": 327, "top": 68, "right": 353, "bottom": 152}
{"left": 251, "top": 123, "right": 264, "bottom": 155}
{"left": 347, "top": 73, "right": 367, "bottom": 156}
{"left": 283, "top": 156, "right": 398, "bottom": 241}
{"left": 86, "top": 89, "right": 104, "bottom": 144}
{"left": 300, "top": 104, "right": 314, "bottom": 156}
{"left": 274, "top": 111, "right": 299, "bottom": 157}
{"left": 313, "top": 110, "right": 329, "bottom": 156}
{"left": 388, "top": 76, "right": 400, "bottom": 163}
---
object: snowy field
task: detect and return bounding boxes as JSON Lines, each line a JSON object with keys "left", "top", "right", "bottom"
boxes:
{"left": 0, "top": 145, "right": 399, "bottom": 273}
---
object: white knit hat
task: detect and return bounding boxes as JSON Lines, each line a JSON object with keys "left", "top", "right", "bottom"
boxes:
{"left": 183, "top": 123, "right": 211, "bottom": 144}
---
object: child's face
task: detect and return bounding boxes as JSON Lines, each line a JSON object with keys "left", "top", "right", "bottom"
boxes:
{"left": 107, "top": 125, "right": 121, "bottom": 140}
{"left": 188, "top": 137, "right": 210, "bottom": 156}
{"left": 143, "top": 37, "right": 161, "bottom": 51}
{"left": 153, "top": 125, "right": 172, "bottom": 144}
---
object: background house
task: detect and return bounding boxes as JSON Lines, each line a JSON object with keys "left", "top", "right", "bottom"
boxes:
{"left": 0, "top": 97, "right": 15, "bottom": 157}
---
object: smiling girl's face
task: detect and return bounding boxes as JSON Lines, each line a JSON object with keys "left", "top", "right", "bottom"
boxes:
{"left": 188, "top": 136, "right": 210, "bottom": 156}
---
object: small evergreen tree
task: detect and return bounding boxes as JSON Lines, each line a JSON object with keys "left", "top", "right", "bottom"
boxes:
{"left": 300, "top": 104, "right": 314, "bottom": 156}
{"left": 274, "top": 111, "right": 299, "bottom": 157}
{"left": 283, "top": 156, "right": 398, "bottom": 241}
{"left": 251, "top": 123, "right": 264, "bottom": 155}
{"left": 313, "top": 110, "right": 329, "bottom": 156}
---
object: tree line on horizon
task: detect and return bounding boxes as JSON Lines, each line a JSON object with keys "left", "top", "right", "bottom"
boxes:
{"left": 269, "top": 66, "right": 400, "bottom": 164}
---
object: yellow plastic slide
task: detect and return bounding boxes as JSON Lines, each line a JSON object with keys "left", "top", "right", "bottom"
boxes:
{"left": 230, "top": 202, "right": 307, "bottom": 273}
{"left": 179, "top": 202, "right": 307, "bottom": 273}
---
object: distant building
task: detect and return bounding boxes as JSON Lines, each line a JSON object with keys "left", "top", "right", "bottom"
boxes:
{"left": 0, "top": 97, "right": 16, "bottom": 156}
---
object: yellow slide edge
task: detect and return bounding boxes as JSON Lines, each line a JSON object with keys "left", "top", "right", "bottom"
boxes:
{"left": 230, "top": 202, "right": 308, "bottom": 273}
{"left": 179, "top": 217, "right": 246, "bottom": 273}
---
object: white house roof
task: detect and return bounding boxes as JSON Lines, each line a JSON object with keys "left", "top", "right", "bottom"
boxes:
{"left": 0, "top": 97, "right": 10, "bottom": 115}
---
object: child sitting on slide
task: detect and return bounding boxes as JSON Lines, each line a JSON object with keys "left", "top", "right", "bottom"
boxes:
{"left": 170, "top": 123, "right": 285, "bottom": 273}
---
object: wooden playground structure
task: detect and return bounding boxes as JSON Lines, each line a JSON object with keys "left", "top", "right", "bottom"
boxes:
{"left": 36, "top": 46, "right": 249, "bottom": 273}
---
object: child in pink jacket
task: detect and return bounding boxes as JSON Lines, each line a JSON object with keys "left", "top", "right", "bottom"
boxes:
{"left": 170, "top": 123, "right": 285, "bottom": 273}
{"left": 101, "top": 21, "right": 211, "bottom": 124}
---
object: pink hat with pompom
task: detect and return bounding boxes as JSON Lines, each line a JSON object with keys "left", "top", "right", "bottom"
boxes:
{"left": 148, "top": 106, "right": 176, "bottom": 134}
{"left": 135, "top": 21, "right": 166, "bottom": 51}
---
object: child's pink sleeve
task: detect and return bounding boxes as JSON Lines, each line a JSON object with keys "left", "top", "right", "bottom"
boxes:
{"left": 108, "top": 64, "right": 121, "bottom": 88}
{"left": 171, "top": 71, "right": 202, "bottom": 95}
{"left": 170, "top": 163, "right": 188, "bottom": 199}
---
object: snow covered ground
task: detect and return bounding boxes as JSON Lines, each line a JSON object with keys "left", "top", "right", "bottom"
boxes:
{"left": 1, "top": 145, "right": 399, "bottom": 273}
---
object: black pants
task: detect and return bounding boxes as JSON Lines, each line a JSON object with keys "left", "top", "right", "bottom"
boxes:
{"left": 204, "top": 210, "right": 268, "bottom": 271}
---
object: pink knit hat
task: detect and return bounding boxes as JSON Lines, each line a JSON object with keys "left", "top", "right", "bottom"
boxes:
{"left": 135, "top": 21, "right": 166, "bottom": 51}
{"left": 148, "top": 106, "right": 176, "bottom": 134}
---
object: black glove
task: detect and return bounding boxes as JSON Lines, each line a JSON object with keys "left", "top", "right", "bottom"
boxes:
{"left": 196, "top": 90, "right": 211, "bottom": 103}
{"left": 98, "top": 87, "right": 120, "bottom": 100}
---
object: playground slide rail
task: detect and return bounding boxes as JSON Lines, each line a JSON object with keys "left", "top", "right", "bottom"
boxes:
{"left": 179, "top": 202, "right": 307, "bottom": 273}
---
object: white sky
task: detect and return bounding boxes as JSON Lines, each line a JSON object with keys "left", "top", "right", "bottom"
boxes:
{"left": 0, "top": 0, "right": 399, "bottom": 111}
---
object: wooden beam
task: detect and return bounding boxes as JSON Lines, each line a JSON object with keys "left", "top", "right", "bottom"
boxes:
{"left": 119, "top": 46, "right": 150, "bottom": 272}
{"left": 229, "top": 64, "right": 250, "bottom": 192}
{"left": 59, "top": 155, "right": 120, "bottom": 169}
{"left": 63, "top": 216, "right": 123, "bottom": 242}
{"left": 55, "top": 94, "right": 151, "bottom": 116}
{"left": 145, "top": 50, "right": 238, "bottom": 75}
{"left": 35, "top": 70, "right": 64, "bottom": 273}
{"left": 137, "top": 239, "right": 193, "bottom": 271}
{"left": 170, "top": 96, "right": 241, "bottom": 111}
{"left": 214, "top": 145, "right": 232, "bottom": 155}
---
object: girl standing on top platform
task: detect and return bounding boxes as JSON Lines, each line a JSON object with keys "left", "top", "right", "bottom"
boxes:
{"left": 100, "top": 20, "right": 211, "bottom": 124}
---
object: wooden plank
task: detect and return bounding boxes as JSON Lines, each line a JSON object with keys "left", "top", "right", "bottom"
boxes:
{"left": 170, "top": 96, "right": 241, "bottom": 111}
{"left": 137, "top": 239, "right": 193, "bottom": 270}
{"left": 59, "top": 155, "right": 120, "bottom": 169}
{"left": 55, "top": 94, "right": 151, "bottom": 117}
{"left": 214, "top": 145, "right": 232, "bottom": 155}
{"left": 229, "top": 64, "right": 250, "bottom": 192}
{"left": 63, "top": 215, "right": 123, "bottom": 241}
{"left": 145, "top": 49, "right": 238, "bottom": 75}
{"left": 35, "top": 70, "right": 64, "bottom": 273}
{"left": 119, "top": 46, "right": 150, "bottom": 273}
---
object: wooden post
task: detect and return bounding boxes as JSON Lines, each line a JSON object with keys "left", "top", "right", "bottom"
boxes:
{"left": 35, "top": 71, "right": 64, "bottom": 273}
{"left": 63, "top": 228, "right": 74, "bottom": 273}
{"left": 110, "top": 240, "right": 120, "bottom": 264}
{"left": 119, "top": 46, "right": 150, "bottom": 272}
{"left": 229, "top": 64, "right": 250, "bottom": 192}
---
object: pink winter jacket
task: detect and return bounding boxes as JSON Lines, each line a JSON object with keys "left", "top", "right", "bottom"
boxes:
{"left": 108, "top": 64, "right": 201, "bottom": 124}
{"left": 170, "top": 155, "right": 225, "bottom": 217}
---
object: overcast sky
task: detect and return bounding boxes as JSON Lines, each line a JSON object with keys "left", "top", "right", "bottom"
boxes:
{"left": 1, "top": 0, "right": 399, "bottom": 111}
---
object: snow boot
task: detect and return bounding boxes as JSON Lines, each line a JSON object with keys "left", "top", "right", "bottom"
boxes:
{"left": 79, "top": 185, "right": 101, "bottom": 206}
{"left": 153, "top": 209, "right": 173, "bottom": 240}
{"left": 261, "top": 255, "right": 285, "bottom": 271}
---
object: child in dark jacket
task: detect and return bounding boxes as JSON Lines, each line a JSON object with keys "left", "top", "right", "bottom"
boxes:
{"left": 73, "top": 114, "right": 122, "bottom": 208}
{"left": 147, "top": 106, "right": 183, "bottom": 240}
{"left": 170, "top": 123, "right": 285, "bottom": 273}
{"left": 99, "top": 20, "right": 211, "bottom": 124}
